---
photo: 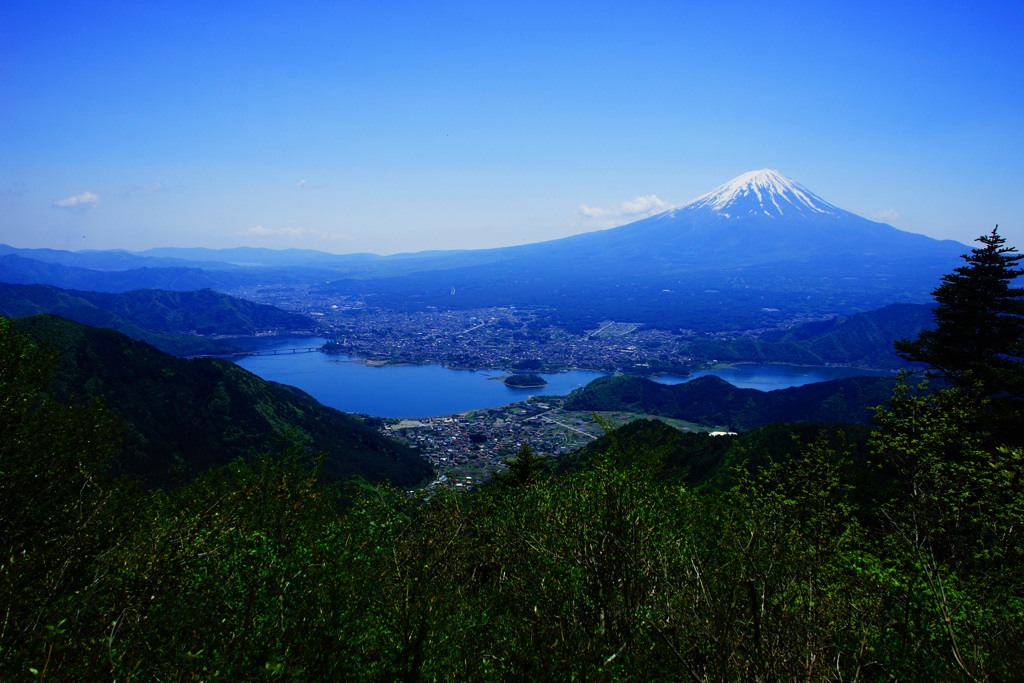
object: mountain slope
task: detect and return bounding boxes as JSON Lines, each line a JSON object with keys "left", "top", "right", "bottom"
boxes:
{"left": 0, "top": 253, "right": 233, "bottom": 291}
{"left": 0, "top": 253, "right": 343, "bottom": 293}
{"left": 0, "top": 244, "right": 216, "bottom": 270}
{"left": 500, "top": 169, "right": 951, "bottom": 269}
{"left": 687, "top": 302, "right": 936, "bottom": 369}
{"left": 315, "top": 170, "right": 965, "bottom": 327}
{"left": 65, "top": 286, "right": 314, "bottom": 335}
{"left": 0, "top": 283, "right": 314, "bottom": 355}
{"left": 14, "top": 314, "right": 432, "bottom": 487}
{"left": 564, "top": 373, "right": 899, "bottom": 430}
{"left": 557, "top": 418, "right": 873, "bottom": 488}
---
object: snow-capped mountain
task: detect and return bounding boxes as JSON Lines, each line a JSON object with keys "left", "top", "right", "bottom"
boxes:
{"left": 1, "top": 169, "right": 971, "bottom": 328}
{"left": 675, "top": 168, "right": 840, "bottom": 218}
{"left": 531, "top": 168, "right": 955, "bottom": 267}
{"left": 328, "top": 168, "right": 969, "bottom": 326}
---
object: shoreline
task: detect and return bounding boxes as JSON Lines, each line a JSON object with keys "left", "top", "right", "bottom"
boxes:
{"left": 707, "top": 360, "right": 901, "bottom": 373}
{"left": 328, "top": 358, "right": 417, "bottom": 368}
{"left": 317, "top": 350, "right": 897, "bottom": 376}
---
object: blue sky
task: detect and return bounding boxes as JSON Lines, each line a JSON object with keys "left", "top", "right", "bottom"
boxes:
{"left": 2, "top": 1, "right": 1022, "bottom": 255}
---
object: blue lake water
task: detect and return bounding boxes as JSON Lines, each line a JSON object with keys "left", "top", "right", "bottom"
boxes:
{"left": 228, "top": 336, "right": 895, "bottom": 418}
{"left": 652, "top": 364, "right": 895, "bottom": 391}
{"left": 229, "top": 337, "right": 606, "bottom": 418}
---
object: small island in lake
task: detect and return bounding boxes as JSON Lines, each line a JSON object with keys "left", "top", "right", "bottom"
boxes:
{"left": 503, "top": 373, "right": 548, "bottom": 388}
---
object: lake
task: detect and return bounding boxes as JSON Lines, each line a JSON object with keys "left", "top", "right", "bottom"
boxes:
{"left": 652, "top": 364, "right": 895, "bottom": 390}
{"left": 228, "top": 336, "right": 895, "bottom": 418}
{"left": 229, "top": 337, "right": 606, "bottom": 417}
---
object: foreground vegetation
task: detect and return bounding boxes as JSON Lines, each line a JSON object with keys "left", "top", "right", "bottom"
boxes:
{"left": 2, "top": 230, "right": 1021, "bottom": 680}
{"left": 2, "top": 326, "right": 1021, "bottom": 681}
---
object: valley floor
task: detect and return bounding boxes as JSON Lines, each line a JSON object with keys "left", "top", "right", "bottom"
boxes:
{"left": 376, "top": 394, "right": 713, "bottom": 490}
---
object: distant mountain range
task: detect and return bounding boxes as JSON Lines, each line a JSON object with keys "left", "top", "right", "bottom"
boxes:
{"left": 0, "top": 283, "right": 314, "bottom": 356}
{"left": 14, "top": 314, "right": 432, "bottom": 488}
{"left": 1, "top": 170, "right": 967, "bottom": 329}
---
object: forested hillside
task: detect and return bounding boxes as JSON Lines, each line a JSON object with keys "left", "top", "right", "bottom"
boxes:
{"left": 13, "top": 314, "right": 430, "bottom": 487}
{"left": 686, "top": 302, "right": 935, "bottom": 368}
{"left": 565, "top": 373, "right": 899, "bottom": 430}
{"left": 62, "top": 286, "right": 314, "bottom": 335}
{"left": 0, "top": 284, "right": 240, "bottom": 355}
{"left": 555, "top": 417, "right": 875, "bottom": 487}
{"left": 0, "top": 283, "right": 313, "bottom": 356}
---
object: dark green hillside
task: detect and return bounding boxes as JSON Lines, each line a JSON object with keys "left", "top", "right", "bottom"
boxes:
{"left": 0, "top": 283, "right": 314, "bottom": 356}
{"left": 70, "top": 286, "right": 314, "bottom": 335}
{"left": 555, "top": 418, "right": 735, "bottom": 484}
{"left": 0, "top": 283, "right": 242, "bottom": 355}
{"left": 14, "top": 314, "right": 431, "bottom": 487}
{"left": 688, "top": 303, "right": 935, "bottom": 369}
{"left": 557, "top": 418, "right": 873, "bottom": 488}
{"left": 565, "top": 373, "right": 898, "bottom": 430}
{"left": 0, "top": 282, "right": 312, "bottom": 336}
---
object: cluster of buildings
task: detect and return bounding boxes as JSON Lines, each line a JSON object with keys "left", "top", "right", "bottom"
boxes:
{"left": 234, "top": 285, "right": 839, "bottom": 376}
{"left": 379, "top": 397, "right": 605, "bottom": 487}
{"left": 316, "top": 307, "right": 695, "bottom": 374}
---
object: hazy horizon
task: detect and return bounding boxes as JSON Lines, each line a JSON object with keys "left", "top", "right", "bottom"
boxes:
{"left": 2, "top": 2, "right": 1021, "bottom": 256}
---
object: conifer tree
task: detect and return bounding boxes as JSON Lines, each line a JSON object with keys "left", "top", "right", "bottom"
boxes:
{"left": 895, "top": 226, "right": 1024, "bottom": 399}
{"left": 498, "top": 442, "right": 545, "bottom": 487}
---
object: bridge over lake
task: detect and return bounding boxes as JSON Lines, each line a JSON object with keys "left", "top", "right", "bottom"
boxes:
{"left": 188, "top": 346, "right": 323, "bottom": 359}
{"left": 243, "top": 346, "right": 322, "bottom": 357}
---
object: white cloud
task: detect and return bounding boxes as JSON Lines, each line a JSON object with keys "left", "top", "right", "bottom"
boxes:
{"left": 235, "top": 225, "right": 353, "bottom": 241}
{"left": 871, "top": 209, "right": 901, "bottom": 223}
{"left": 237, "top": 225, "right": 273, "bottom": 236}
{"left": 577, "top": 194, "right": 672, "bottom": 227}
{"left": 142, "top": 182, "right": 165, "bottom": 192}
{"left": 296, "top": 179, "right": 307, "bottom": 188}
{"left": 53, "top": 191, "right": 99, "bottom": 210}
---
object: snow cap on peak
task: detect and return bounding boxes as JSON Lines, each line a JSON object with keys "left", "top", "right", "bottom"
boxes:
{"left": 680, "top": 169, "right": 838, "bottom": 218}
